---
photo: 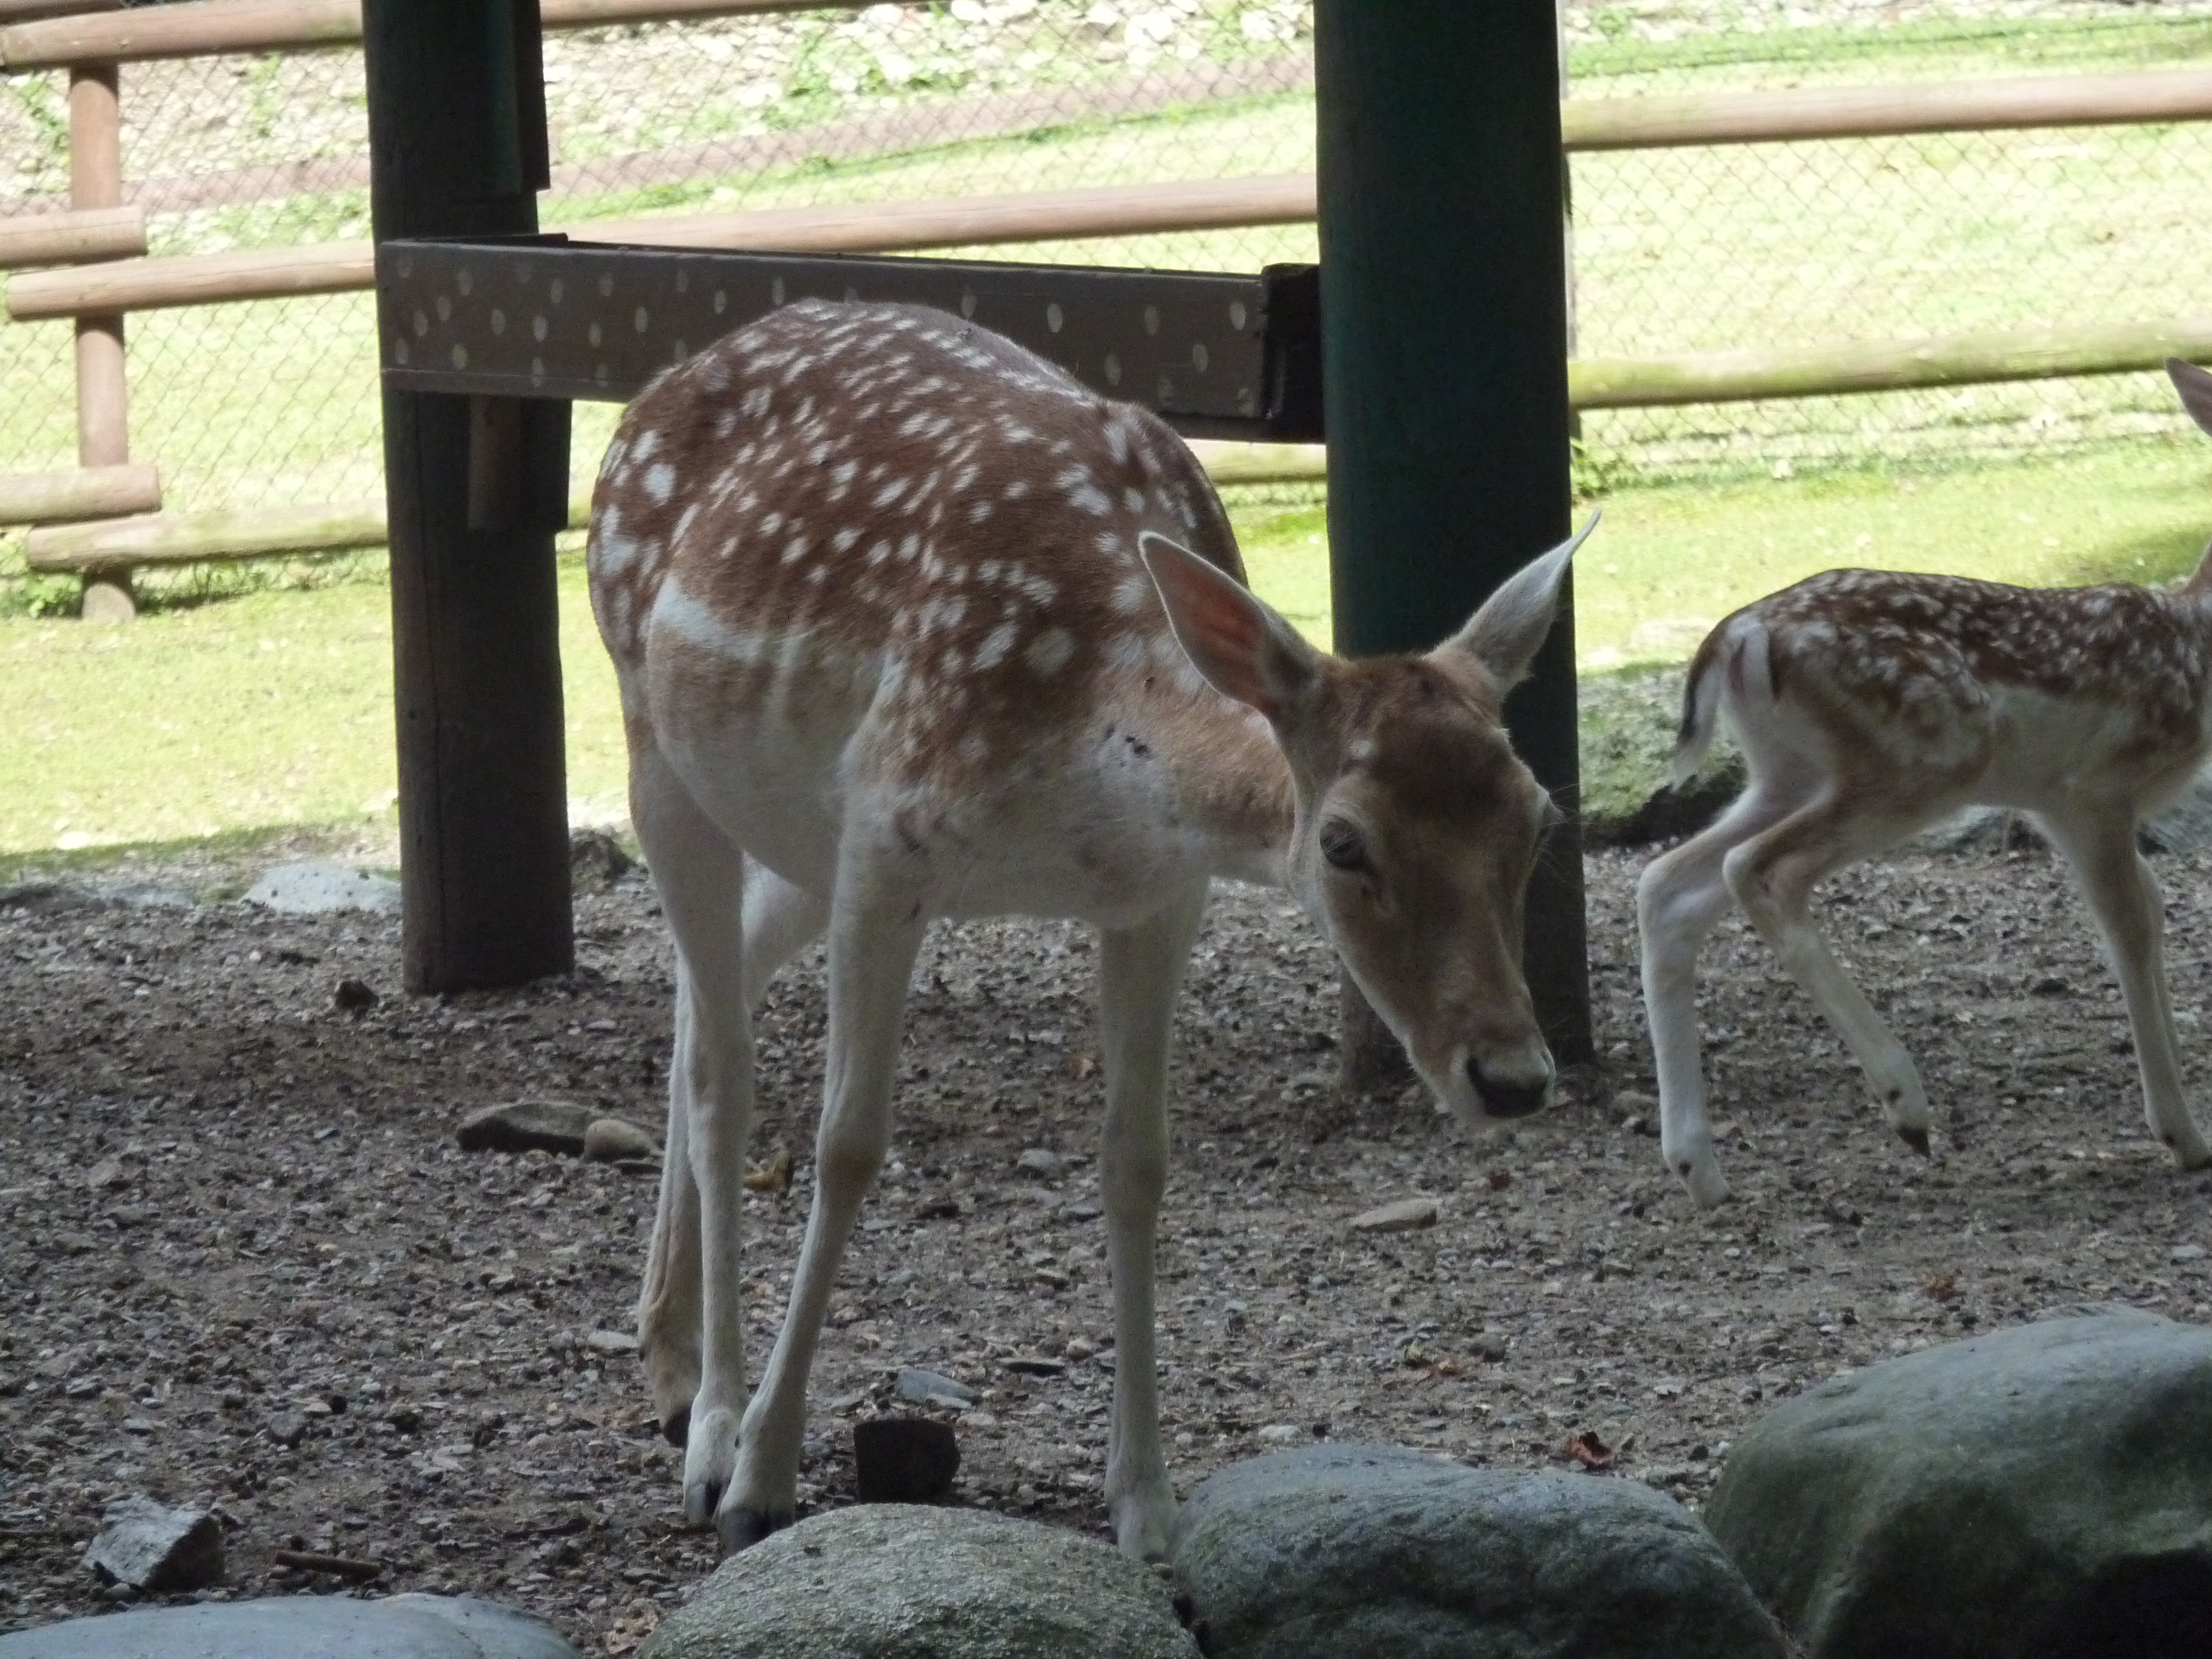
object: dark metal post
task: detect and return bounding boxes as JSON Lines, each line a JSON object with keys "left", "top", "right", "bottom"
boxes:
{"left": 365, "top": 0, "right": 573, "bottom": 993}
{"left": 1315, "top": 0, "right": 1591, "bottom": 1067}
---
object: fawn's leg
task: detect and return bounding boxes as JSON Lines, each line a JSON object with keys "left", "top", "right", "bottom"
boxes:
{"left": 2042, "top": 808, "right": 2212, "bottom": 1169}
{"left": 1637, "top": 786, "right": 1801, "bottom": 1207}
{"left": 1096, "top": 879, "right": 1208, "bottom": 1559}
{"left": 720, "top": 846, "right": 925, "bottom": 1553}
{"left": 1723, "top": 800, "right": 1931, "bottom": 1156}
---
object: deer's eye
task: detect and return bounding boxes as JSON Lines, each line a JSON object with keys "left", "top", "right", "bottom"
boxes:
{"left": 1319, "top": 820, "right": 1369, "bottom": 872}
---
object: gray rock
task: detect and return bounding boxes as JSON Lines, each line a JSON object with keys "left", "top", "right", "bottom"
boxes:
{"left": 1704, "top": 1309, "right": 2212, "bottom": 1659}
{"left": 640, "top": 1505, "right": 1198, "bottom": 1659}
{"left": 81, "top": 1496, "right": 224, "bottom": 1593}
{"left": 1016, "top": 1147, "right": 1065, "bottom": 1177}
{"left": 0, "top": 1593, "right": 577, "bottom": 1658}
{"left": 853, "top": 1415, "right": 960, "bottom": 1502}
{"left": 455, "top": 1099, "right": 598, "bottom": 1156}
{"left": 897, "top": 1366, "right": 979, "bottom": 1408}
{"left": 1173, "top": 1443, "right": 1785, "bottom": 1659}
{"left": 582, "top": 1116, "right": 659, "bottom": 1162}
{"left": 241, "top": 860, "right": 401, "bottom": 915}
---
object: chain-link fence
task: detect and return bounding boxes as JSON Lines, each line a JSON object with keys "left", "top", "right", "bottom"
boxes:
{"left": 6, "top": 0, "right": 2212, "bottom": 603}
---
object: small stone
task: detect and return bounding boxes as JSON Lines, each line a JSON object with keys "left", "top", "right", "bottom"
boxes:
{"left": 1065, "top": 1338, "right": 1098, "bottom": 1362}
{"left": 240, "top": 861, "right": 400, "bottom": 915}
{"left": 585, "top": 1329, "right": 639, "bottom": 1354}
{"left": 1256, "top": 1424, "right": 1300, "bottom": 1443}
{"left": 455, "top": 1099, "right": 598, "bottom": 1156}
{"left": 1472, "top": 1329, "right": 1510, "bottom": 1362}
{"left": 570, "top": 826, "right": 636, "bottom": 893}
{"left": 896, "top": 1367, "right": 977, "bottom": 1409}
{"left": 267, "top": 1411, "right": 309, "bottom": 1449}
{"left": 581, "top": 1117, "right": 658, "bottom": 1163}
{"left": 853, "top": 1416, "right": 960, "bottom": 1503}
{"left": 1349, "top": 1197, "right": 1440, "bottom": 1235}
{"left": 331, "top": 977, "right": 378, "bottom": 1014}
{"left": 1002, "top": 1355, "right": 1067, "bottom": 1377}
{"left": 1016, "top": 1147, "right": 1065, "bottom": 1177}
{"left": 2171, "top": 1244, "right": 2207, "bottom": 1262}
{"left": 84, "top": 1157, "right": 127, "bottom": 1191}
{"left": 81, "top": 1497, "right": 224, "bottom": 1593}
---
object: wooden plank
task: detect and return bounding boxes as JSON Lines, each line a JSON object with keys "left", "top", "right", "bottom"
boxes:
{"left": 0, "top": 462, "right": 158, "bottom": 525}
{"left": 1563, "top": 67, "right": 2212, "bottom": 151}
{"left": 1184, "top": 439, "right": 1324, "bottom": 483}
{"left": 0, "top": 204, "right": 143, "bottom": 268}
{"left": 0, "top": 0, "right": 866, "bottom": 69}
{"left": 23, "top": 500, "right": 383, "bottom": 568}
{"left": 1568, "top": 318, "right": 2212, "bottom": 407}
{"left": 9, "top": 175, "right": 1315, "bottom": 317}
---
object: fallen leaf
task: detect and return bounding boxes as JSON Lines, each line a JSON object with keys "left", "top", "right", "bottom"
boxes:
{"left": 1921, "top": 1271, "right": 1960, "bottom": 1302}
{"left": 1562, "top": 1429, "right": 1615, "bottom": 1470}
{"left": 743, "top": 1147, "right": 793, "bottom": 1193}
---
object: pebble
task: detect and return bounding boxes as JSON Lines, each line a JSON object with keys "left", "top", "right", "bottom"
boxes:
{"left": 1016, "top": 1147, "right": 1065, "bottom": 1177}
{"left": 581, "top": 1117, "right": 659, "bottom": 1163}
{"left": 331, "top": 976, "right": 378, "bottom": 1014}
{"left": 1349, "top": 1197, "right": 1440, "bottom": 1235}
{"left": 585, "top": 1329, "right": 639, "bottom": 1353}
{"left": 896, "top": 1367, "right": 977, "bottom": 1408}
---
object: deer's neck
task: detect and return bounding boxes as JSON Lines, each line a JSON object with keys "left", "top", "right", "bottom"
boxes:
{"left": 1140, "top": 689, "right": 1299, "bottom": 889}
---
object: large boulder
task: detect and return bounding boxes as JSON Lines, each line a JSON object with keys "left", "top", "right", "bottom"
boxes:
{"left": 639, "top": 1505, "right": 1198, "bottom": 1659}
{"left": 1170, "top": 1442, "right": 1786, "bottom": 1659}
{"left": 0, "top": 1594, "right": 577, "bottom": 1658}
{"left": 1704, "top": 1309, "right": 2212, "bottom": 1659}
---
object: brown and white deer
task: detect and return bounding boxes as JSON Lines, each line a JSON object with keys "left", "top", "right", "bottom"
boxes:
{"left": 1635, "top": 357, "right": 2212, "bottom": 1208}
{"left": 586, "top": 298, "right": 1591, "bottom": 1555}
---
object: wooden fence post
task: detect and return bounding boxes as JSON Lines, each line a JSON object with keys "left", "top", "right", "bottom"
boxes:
{"left": 364, "top": 0, "right": 574, "bottom": 995}
{"left": 68, "top": 59, "right": 133, "bottom": 622}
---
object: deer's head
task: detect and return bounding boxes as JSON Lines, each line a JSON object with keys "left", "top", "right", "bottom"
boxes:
{"left": 1140, "top": 519, "right": 1590, "bottom": 1131}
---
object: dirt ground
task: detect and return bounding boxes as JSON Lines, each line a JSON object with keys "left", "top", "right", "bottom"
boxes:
{"left": 6, "top": 830, "right": 2212, "bottom": 1653}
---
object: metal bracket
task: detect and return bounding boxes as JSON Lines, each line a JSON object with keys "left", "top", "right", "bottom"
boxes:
{"left": 377, "top": 236, "right": 1323, "bottom": 443}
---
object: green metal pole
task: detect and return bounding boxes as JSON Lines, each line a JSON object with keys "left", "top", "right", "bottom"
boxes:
{"left": 1315, "top": 0, "right": 1590, "bottom": 1065}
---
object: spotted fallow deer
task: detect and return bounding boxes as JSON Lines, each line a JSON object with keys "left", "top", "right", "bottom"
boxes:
{"left": 1635, "top": 357, "right": 2212, "bottom": 1208}
{"left": 586, "top": 298, "right": 1590, "bottom": 1555}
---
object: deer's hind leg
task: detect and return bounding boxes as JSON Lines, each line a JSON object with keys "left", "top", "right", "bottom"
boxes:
{"left": 627, "top": 745, "right": 766, "bottom": 1529}
{"left": 640, "top": 856, "right": 827, "bottom": 1446}
{"left": 1639, "top": 782, "right": 1810, "bottom": 1207}
{"left": 1722, "top": 797, "right": 1934, "bottom": 1157}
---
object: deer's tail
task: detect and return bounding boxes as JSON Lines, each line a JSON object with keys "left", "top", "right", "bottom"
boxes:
{"left": 1662, "top": 625, "right": 1732, "bottom": 791}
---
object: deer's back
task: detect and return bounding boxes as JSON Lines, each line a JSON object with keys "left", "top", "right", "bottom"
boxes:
{"left": 585, "top": 300, "right": 1251, "bottom": 897}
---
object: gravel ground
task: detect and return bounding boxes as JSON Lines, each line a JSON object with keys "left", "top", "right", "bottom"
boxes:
{"left": 6, "top": 832, "right": 2212, "bottom": 1652}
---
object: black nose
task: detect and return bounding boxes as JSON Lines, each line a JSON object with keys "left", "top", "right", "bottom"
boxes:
{"left": 1469, "top": 1058, "right": 1549, "bottom": 1120}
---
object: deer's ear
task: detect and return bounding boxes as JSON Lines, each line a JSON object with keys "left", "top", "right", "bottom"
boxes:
{"left": 1139, "top": 531, "right": 1322, "bottom": 723}
{"left": 2170, "top": 358, "right": 2212, "bottom": 439}
{"left": 1435, "top": 513, "right": 1598, "bottom": 691}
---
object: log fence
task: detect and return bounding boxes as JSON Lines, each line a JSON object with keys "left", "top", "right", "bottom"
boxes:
{"left": 5, "top": 0, "right": 2212, "bottom": 609}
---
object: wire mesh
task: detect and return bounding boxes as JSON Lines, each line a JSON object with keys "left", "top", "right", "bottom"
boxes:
{"left": 8, "top": 0, "right": 2212, "bottom": 573}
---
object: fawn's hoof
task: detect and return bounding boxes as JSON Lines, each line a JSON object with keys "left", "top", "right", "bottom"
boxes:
{"left": 717, "top": 1506, "right": 792, "bottom": 1557}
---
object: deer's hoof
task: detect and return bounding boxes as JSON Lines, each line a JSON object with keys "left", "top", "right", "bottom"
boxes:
{"left": 661, "top": 1401, "right": 690, "bottom": 1447}
{"left": 1898, "top": 1124, "right": 1931, "bottom": 1157}
{"left": 717, "top": 1506, "right": 793, "bottom": 1557}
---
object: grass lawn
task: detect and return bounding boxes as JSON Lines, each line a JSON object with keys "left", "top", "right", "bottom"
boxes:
{"left": 8, "top": 440, "right": 2212, "bottom": 863}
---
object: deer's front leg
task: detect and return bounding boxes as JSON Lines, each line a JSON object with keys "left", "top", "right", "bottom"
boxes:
{"left": 721, "top": 860, "right": 925, "bottom": 1554}
{"left": 1096, "top": 881, "right": 1208, "bottom": 1560}
{"left": 2045, "top": 812, "right": 2212, "bottom": 1170}
{"left": 1637, "top": 791, "right": 1796, "bottom": 1207}
{"left": 1722, "top": 806, "right": 1932, "bottom": 1156}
